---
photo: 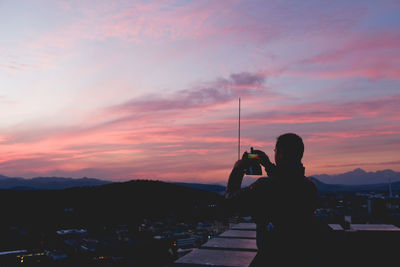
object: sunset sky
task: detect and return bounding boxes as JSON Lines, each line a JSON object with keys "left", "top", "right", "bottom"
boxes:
{"left": 1, "top": 0, "right": 399, "bottom": 183}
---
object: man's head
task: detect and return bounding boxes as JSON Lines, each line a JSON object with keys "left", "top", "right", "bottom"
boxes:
{"left": 274, "top": 133, "right": 304, "bottom": 165}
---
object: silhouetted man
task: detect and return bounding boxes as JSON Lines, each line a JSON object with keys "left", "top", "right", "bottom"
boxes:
{"left": 225, "top": 133, "right": 325, "bottom": 266}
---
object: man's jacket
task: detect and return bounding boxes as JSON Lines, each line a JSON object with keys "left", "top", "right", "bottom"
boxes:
{"left": 225, "top": 164, "right": 327, "bottom": 266}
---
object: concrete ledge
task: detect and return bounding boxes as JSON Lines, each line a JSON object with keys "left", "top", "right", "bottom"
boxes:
{"left": 219, "top": 230, "right": 256, "bottom": 239}
{"left": 230, "top": 223, "right": 256, "bottom": 231}
{"left": 174, "top": 248, "right": 256, "bottom": 267}
{"left": 201, "top": 238, "right": 257, "bottom": 252}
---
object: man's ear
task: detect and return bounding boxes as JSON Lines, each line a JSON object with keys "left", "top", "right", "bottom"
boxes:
{"left": 276, "top": 149, "right": 284, "bottom": 163}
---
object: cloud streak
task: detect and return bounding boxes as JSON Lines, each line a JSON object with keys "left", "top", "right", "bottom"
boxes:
{"left": 243, "top": 94, "right": 400, "bottom": 126}
{"left": 289, "top": 32, "right": 400, "bottom": 80}
{"left": 111, "top": 72, "right": 269, "bottom": 113}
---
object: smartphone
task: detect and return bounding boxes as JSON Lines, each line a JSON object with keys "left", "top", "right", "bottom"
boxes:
{"left": 245, "top": 148, "right": 262, "bottom": 175}
{"left": 247, "top": 153, "right": 259, "bottom": 159}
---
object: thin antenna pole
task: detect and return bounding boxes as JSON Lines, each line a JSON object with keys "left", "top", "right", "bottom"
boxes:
{"left": 238, "top": 98, "right": 241, "bottom": 160}
{"left": 389, "top": 178, "right": 392, "bottom": 210}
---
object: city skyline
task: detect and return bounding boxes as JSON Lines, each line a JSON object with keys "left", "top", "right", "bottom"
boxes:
{"left": 1, "top": 0, "right": 399, "bottom": 182}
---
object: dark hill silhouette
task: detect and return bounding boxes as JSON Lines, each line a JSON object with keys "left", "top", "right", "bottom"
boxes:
{"left": 173, "top": 182, "right": 226, "bottom": 195}
{"left": 0, "top": 180, "right": 224, "bottom": 229}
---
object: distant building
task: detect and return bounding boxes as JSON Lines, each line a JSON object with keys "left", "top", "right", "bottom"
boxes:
{"left": 56, "top": 228, "right": 87, "bottom": 235}
{"left": 0, "top": 250, "right": 28, "bottom": 266}
{"left": 46, "top": 250, "right": 68, "bottom": 261}
{"left": 173, "top": 234, "right": 196, "bottom": 248}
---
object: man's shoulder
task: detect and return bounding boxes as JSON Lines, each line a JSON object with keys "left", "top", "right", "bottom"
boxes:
{"left": 303, "top": 176, "right": 318, "bottom": 194}
{"left": 255, "top": 176, "right": 273, "bottom": 183}
{"left": 249, "top": 175, "right": 316, "bottom": 188}
{"left": 248, "top": 176, "right": 276, "bottom": 190}
{"left": 304, "top": 176, "right": 317, "bottom": 186}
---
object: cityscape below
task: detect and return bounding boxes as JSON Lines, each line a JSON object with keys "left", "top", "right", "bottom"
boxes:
{"left": 0, "top": 171, "right": 399, "bottom": 266}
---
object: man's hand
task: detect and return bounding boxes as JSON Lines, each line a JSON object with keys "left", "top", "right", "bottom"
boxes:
{"left": 252, "top": 149, "right": 276, "bottom": 176}
{"left": 251, "top": 149, "right": 271, "bottom": 167}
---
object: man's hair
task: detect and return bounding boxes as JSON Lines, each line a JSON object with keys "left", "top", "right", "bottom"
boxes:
{"left": 275, "top": 133, "right": 304, "bottom": 162}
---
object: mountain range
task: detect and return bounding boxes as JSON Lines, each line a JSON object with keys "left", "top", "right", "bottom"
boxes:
{"left": 177, "top": 168, "right": 400, "bottom": 194}
{"left": 0, "top": 168, "right": 399, "bottom": 193}
{"left": 239, "top": 168, "right": 400, "bottom": 187}
{"left": 179, "top": 179, "right": 400, "bottom": 194}
{"left": 0, "top": 180, "right": 224, "bottom": 229}
{"left": 312, "top": 168, "right": 400, "bottom": 185}
{"left": 0, "top": 175, "right": 111, "bottom": 190}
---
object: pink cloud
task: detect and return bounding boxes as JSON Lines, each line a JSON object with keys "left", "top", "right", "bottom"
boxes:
{"left": 0, "top": 62, "right": 30, "bottom": 71}
{"left": 248, "top": 94, "right": 400, "bottom": 125}
{"left": 304, "top": 33, "right": 400, "bottom": 64}
{"left": 288, "top": 64, "right": 400, "bottom": 80}
{"left": 306, "top": 128, "right": 400, "bottom": 143}
{"left": 246, "top": 112, "right": 351, "bottom": 124}
{"left": 0, "top": 109, "right": 265, "bottom": 180}
{"left": 0, "top": 113, "right": 239, "bottom": 179}
{"left": 317, "top": 160, "right": 400, "bottom": 170}
{"left": 289, "top": 32, "right": 400, "bottom": 80}
{"left": 19, "top": 0, "right": 376, "bottom": 73}
{"left": 49, "top": 0, "right": 275, "bottom": 46}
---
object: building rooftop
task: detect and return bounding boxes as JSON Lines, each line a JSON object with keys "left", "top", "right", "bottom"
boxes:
{"left": 174, "top": 223, "right": 257, "bottom": 266}
{"left": 56, "top": 229, "right": 87, "bottom": 235}
{"left": 174, "top": 222, "right": 400, "bottom": 267}
{"left": 0, "top": 250, "right": 27, "bottom": 256}
{"left": 201, "top": 238, "right": 257, "bottom": 252}
{"left": 174, "top": 249, "right": 256, "bottom": 267}
{"left": 328, "top": 224, "right": 343, "bottom": 231}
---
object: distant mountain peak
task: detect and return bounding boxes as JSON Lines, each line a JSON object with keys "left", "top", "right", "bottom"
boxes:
{"left": 351, "top": 168, "right": 366, "bottom": 174}
{"left": 313, "top": 168, "right": 400, "bottom": 185}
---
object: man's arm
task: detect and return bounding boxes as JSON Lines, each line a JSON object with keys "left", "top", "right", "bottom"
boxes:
{"left": 224, "top": 151, "right": 275, "bottom": 215}
{"left": 225, "top": 160, "right": 246, "bottom": 200}
{"left": 226, "top": 149, "right": 275, "bottom": 200}
{"left": 224, "top": 159, "right": 258, "bottom": 216}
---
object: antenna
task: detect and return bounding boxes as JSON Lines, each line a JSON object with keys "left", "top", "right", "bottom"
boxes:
{"left": 389, "top": 178, "right": 393, "bottom": 210}
{"left": 238, "top": 98, "right": 241, "bottom": 160}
